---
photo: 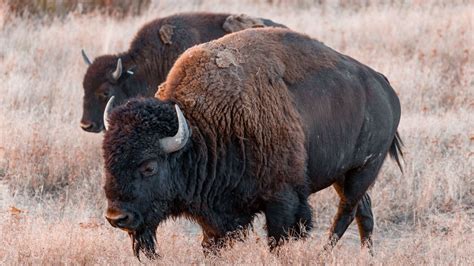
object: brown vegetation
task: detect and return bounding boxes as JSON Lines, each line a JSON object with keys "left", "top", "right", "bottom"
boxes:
{"left": 5, "top": 0, "right": 151, "bottom": 18}
{"left": 0, "top": 0, "right": 472, "bottom": 264}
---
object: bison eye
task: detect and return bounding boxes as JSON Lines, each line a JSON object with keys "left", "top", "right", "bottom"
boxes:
{"left": 138, "top": 160, "right": 158, "bottom": 177}
{"left": 99, "top": 91, "right": 109, "bottom": 100}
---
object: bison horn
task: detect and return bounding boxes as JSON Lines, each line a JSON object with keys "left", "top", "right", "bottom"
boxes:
{"left": 112, "top": 58, "right": 122, "bottom": 81}
{"left": 103, "top": 96, "right": 115, "bottom": 131}
{"left": 81, "top": 49, "right": 92, "bottom": 65}
{"left": 160, "top": 105, "right": 190, "bottom": 153}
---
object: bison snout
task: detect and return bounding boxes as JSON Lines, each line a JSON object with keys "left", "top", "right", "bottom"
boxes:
{"left": 80, "top": 120, "right": 101, "bottom": 132}
{"left": 105, "top": 208, "right": 142, "bottom": 230}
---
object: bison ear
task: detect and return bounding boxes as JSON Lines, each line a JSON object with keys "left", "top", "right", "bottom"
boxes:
{"left": 159, "top": 24, "right": 175, "bottom": 45}
{"left": 222, "top": 14, "right": 265, "bottom": 33}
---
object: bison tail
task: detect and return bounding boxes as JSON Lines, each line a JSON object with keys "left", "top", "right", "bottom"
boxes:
{"left": 389, "top": 131, "right": 404, "bottom": 173}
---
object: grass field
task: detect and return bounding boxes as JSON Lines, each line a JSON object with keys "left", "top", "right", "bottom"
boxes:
{"left": 0, "top": 0, "right": 473, "bottom": 264}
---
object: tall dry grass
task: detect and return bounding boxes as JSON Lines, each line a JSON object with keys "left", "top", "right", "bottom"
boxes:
{"left": 5, "top": 0, "right": 151, "bottom": 18}
{"left": 0, "top": 0, "right": 473, "bottom": 264}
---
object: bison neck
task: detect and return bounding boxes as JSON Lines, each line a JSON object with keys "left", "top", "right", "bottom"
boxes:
{"left": 170, "top": 128, "right": 264, "bottom": 236}
{"left": 127, "top": 48, "right": 176, "bottom": 97}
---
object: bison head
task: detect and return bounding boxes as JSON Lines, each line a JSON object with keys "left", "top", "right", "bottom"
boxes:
{"left": 102, "top": 98, "right": 190, "bottom": 259}
{"left": 80, "top": 50, "right": 145, "bottom": 133}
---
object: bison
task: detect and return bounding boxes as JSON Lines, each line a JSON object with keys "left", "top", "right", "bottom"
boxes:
{"left": 80, "top": 12, "right": 285, "bottom": 132}
{"left": 102, "top": 28, "right": 403, "bottom": 259}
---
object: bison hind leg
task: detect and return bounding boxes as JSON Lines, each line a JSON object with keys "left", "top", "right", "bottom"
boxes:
{"left": 355, "top": 192, "right": 374, "bottom": 253}
{"left": 264, "top": 186, "right": 313, "bottom": 250}
{"left": 327, "top": 158, "right": 384, "bottom": 255}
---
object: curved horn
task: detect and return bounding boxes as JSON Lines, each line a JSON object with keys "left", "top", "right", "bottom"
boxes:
{"left": 103, "top": 96, "right": 115, "bottom": 131}
{"left": 160, "top": 105, "right": 190, "bottom": 153}
{"left": 81, "top": 49, "right": 92, "bottom": 65}
{"left": 112, "top": 58, "right": 122, "bottom": 81}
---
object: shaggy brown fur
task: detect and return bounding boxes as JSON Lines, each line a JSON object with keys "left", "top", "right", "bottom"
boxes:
{"left": 103, "top": 28, "right": 402, "bottom": 259}
{"left": 158, "top": 43, "right": 307, "bottom": 194}
{"left": 80, "top": 12, "right": 285, "bottom": 132}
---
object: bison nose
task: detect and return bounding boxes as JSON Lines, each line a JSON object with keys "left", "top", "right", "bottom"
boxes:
{"left": 106, "top": 212, "right": 131, "bottom": 228}
{"left": 105, "top": 209, "right": 141, "bottom": 230}
{"left": 80, "top": 120, "right": 101, "bottom": 132}
{"left": 80, "top": 120, "right": 94, "bottom": 130}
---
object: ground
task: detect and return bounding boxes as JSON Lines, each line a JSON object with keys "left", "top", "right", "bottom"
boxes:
{"left": 0, "top": 0, "right": 472, "bottom": 264}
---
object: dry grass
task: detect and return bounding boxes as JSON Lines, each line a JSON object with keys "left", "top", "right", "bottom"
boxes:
{"left": 0, "top": 0, "right": 473, "bottom": 264}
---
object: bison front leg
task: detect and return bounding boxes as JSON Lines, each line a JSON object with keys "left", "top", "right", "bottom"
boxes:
{"left": 201, "top": 230, "right": 226, "bottom": 257}
{"left": 200, "top": 219, "right": 252, "bottom": 256}
{"left": 264, "top": 186, "right": 312, "bottom": 250}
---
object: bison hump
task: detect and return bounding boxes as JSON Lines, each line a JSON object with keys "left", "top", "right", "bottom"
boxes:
{"left": 222, "top": 14, "right": 265, "bottom": 33}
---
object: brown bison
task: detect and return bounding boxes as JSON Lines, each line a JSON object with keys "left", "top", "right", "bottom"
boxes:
{"left": 102, "top": 28, "right": 403, "bottom": 259}
{"left": 80, "top": 12, "right": 285, "bottom": 132}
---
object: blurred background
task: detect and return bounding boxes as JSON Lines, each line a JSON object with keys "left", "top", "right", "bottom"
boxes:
{"left": 5, "top": 0, "right": 152, "bottom": 18}
{"left": 4, "top": 0, "right": 470, "bottom": 18}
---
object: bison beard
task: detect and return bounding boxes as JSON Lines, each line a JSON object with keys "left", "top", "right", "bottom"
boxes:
{"left": 128, "top": 202, "right": 169, "bottom": 260}
{"left": 130, "top": 226, "right": 159, "bottom": 260}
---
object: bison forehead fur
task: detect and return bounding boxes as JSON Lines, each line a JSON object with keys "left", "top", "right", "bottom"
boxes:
{"left": 103, "top": 99, "right": 178, "bottom": 181}
{"left": 83, "top": 55, "right": 118, "bottom": 90}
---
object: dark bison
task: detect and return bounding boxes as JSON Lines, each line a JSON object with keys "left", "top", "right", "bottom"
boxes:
{"left": 80, "top": 12, "right": 285, "bottom": 132}
{"left": 102, "top": 28, "right": 403, "bottom": 259}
